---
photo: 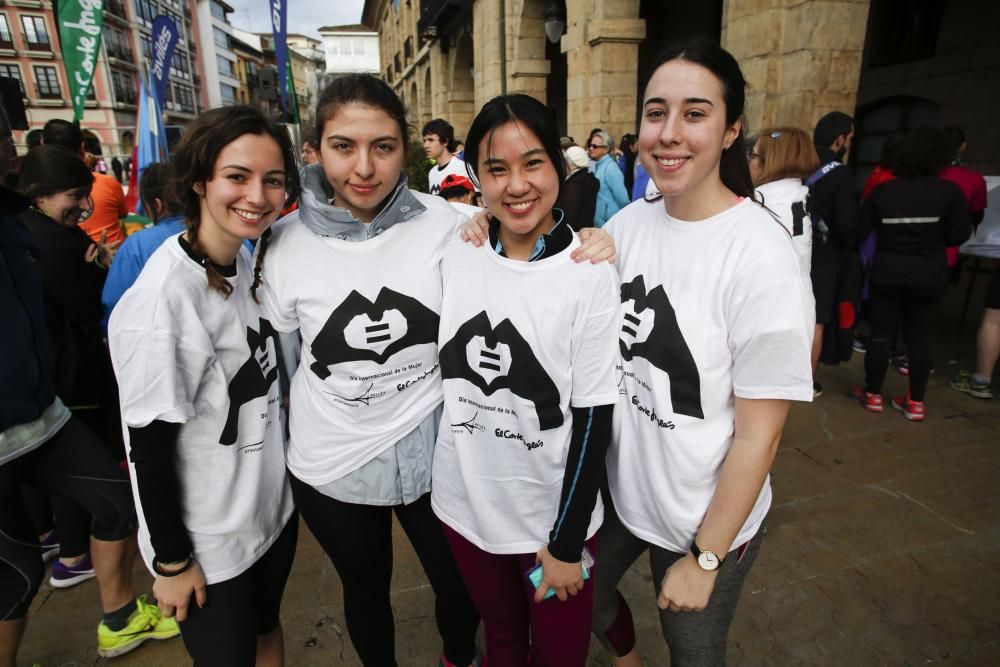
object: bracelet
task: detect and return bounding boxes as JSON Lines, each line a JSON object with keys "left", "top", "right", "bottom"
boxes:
{"left": 153, "top": 556, "right": 195, "bottom": 577}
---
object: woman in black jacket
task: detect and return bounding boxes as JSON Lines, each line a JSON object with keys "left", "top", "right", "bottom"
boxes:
{"left": 16, "top": 145, "right": 125, "bottom": 587}
{"left": 17, "top": 145, "right": 119, "bottom": 442}
{"left": 851, "top": 129, "right": 972, "bottom": 421}
{"left": 557, "top": 145, "right": 599, "bottom": 231}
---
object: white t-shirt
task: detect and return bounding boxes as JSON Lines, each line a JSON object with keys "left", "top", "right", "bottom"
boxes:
{"left": 428, "top": 156, "right": 471, "bottom": 195}
{"left": 109, "top": 236, "right": 294, "bottom": 585}
{"left": 605, "top": 198, "right": 814, "bottom": 553}
{"left": 257, "top": 194, "right": 466, "bottom": 486}
{"left": 756, "top": 178, "right": 813, "bottom": 277}
{"left": 431, "top": 236, "right": 620, "bottom": 553}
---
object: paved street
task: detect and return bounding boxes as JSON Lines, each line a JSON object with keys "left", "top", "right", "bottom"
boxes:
{"left": 17, "top": 286, "right": 1000, "bottom": 666}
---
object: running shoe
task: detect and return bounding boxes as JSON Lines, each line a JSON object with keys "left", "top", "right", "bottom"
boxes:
{"left": 39, "top": 531, "right": 59, "bottom": 563}
{"left": 852, "top": 339, "right": 867, "bottom": 354}
{"left": 97, "top": 595, "right": 180, "bottom": 658}
{"left": 813, "top": 381, "right": 823, "bottom": 398}
{"left": 850, "top": 386, "right": 883, "bottom": 413}
{"left": 891, "top": 394, "right": 925, "bottom": 422}
{"left": 49, "top": 552, "right": 95, "bottom": 588}
{"left": 949, "top": 370, "right": 993, "bottom": 399}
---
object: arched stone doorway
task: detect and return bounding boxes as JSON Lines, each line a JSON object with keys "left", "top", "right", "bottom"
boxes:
{"left": 121, "top": 131, "right": 134, "bottom": 155}
{"left": 449, "top": 32, "right": 475, "bottom": 138}
{"left": 409, "top": 81, "right": 420, "bottom": 127}
{"left": 511, "top": 0, "right": 549, "bottom": 103}
{"left": 853, "top": 96, "right": 941, "bottom": 190}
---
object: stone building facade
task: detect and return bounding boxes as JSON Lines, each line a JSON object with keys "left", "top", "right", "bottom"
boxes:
{"left": 362, "top": 0, "right": 998, "bottom": 177}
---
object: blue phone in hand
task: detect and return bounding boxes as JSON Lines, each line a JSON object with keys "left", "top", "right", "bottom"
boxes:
{"left": 526, "top": 547, "right": 595, "bottom": 600}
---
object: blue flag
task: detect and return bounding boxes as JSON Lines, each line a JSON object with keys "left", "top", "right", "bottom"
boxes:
{"left": 150, "top": 15, "right": 179, "bottom": 109}
{"left": 270, "top": 0, "right": 288, "bottom": 113}
{"left": 129, "top": 74, "right": 168, "bottom": 216}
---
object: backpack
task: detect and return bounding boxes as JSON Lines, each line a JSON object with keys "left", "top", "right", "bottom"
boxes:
{"left": 805, "top": 161, "right": 842, "bottom": 245}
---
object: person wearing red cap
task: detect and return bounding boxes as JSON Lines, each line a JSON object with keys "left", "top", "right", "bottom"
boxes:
{"left": 439, "top": 173, "right": 482, "bottom": 218}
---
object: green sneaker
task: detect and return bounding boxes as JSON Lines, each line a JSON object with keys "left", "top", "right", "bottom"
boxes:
{"left": 950, "top": 370, "right": 993, "bottom": 399}
{"left": 97, "top": 595, "right": 180, "bottom": 658}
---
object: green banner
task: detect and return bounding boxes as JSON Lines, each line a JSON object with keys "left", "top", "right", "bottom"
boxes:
{"left": 57, "top": 0, "right": 105, "bottom": 122}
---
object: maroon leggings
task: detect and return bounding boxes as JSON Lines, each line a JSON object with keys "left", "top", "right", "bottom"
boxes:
{"left": 443, "top": 525, "right": 596, "bottom": 667}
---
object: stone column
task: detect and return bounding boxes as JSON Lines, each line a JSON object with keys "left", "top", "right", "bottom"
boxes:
{"left": 473, "top": 0, "right": 505, "bottom": 106}
{"left": 722, "top": 0, "right": 872, "bottom": 133}
{"left": 564, "top": 0, "right": 645, "bottom": 145}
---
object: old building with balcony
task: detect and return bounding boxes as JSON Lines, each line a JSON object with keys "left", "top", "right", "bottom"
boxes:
{"left": 0, "top": 0, "right": 206, "bottom": 160}
{"left": 193, "top": 0, "right": 240, "bottom": 108}
{"left": 230, "top": 27, "right": 264, "bottom": 108}
{"left": 319, "top": 23, "right": 380, "bottom": 80}
{"left": 1, "top": 0, "right": 125, "bottom": 157}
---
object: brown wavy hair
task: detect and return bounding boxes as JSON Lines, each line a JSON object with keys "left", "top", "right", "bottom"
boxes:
{"left": 751, "top": 127, "right": 820, "bottom": 186}
{"left": 168, "top": 105, "right": 300, "bottom": 300}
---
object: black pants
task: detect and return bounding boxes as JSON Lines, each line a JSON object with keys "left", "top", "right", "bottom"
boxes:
{"left": 290, "top": 474, "right": 479, "bottom": 666}
{"left": 0, "top": 415, "right": 135, "bottom": 620}
{"left": 19, "top": 407, "right": 117, "bottom": 560}
{"left": 865, "top": 282, "right": 946, "bottom": 401}
{"left": 178, "top": 516, "right": 298, "bottom": 667}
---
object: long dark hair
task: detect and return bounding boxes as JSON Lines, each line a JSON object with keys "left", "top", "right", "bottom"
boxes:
{"left": 463, "top": 94, "right": 565, "bottom": 203}
{"left": 314, "top": 74, "right": 410, "bottom": 155}
{"left": 17, "top": 145, "right": 93, "bottom": 200}
{"left": 644, "top": 39, "right": 754, "bottom": 198}
{"left": 168, "top": 105, "right": 300, "bottom": 300}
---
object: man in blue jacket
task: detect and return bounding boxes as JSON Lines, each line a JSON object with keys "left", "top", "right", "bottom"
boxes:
{"left": 588, "top": 130, "right": 630, "bottom": 227}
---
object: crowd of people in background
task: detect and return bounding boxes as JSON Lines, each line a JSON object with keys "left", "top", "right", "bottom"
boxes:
{"left": 0, "top": 32, "right": 991, "bottom": 667}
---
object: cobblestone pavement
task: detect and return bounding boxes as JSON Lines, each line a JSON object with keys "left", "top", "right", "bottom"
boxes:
{"left": 16, "top": 293, "right": 1000, "bottom": 666}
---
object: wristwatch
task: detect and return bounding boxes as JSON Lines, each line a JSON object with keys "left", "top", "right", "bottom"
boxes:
{"left": 690, "top": 542, "right": 722, "bottom": 571}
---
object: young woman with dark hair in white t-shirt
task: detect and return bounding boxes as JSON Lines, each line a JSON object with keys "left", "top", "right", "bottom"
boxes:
{"left": 432, "top": 93, "right": 620, "bottom": 667}
{"left": 109, "top": 106, "right": 300, "bottom": 665}
{"left": 590, "top": 40, "right": 815, "bottom": 666}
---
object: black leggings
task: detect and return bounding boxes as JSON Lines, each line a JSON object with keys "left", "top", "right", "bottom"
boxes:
{"left": 865, "top": 282, "right": 946, "bottom": 401}
{"left": 290, "top": 474, "right": 479, "bottom": 667}
{"left": 178, "top": 516, "right": 298, "bottom": 666}
{"left": 20, "top": 406, "right": 123, "bottom": 559}
{"left": 0, "top": 416, "right": 135, "bottom": 620}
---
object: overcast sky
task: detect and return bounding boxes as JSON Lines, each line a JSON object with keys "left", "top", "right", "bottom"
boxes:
{"left": 226, "top": 0, "right": 365, "bottom": 39}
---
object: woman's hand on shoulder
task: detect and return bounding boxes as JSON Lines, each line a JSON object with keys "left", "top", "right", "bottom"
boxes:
{"left": 460, "top": 210, "right": 491, "bottom": 247}
{"left": 152, "top": 559, "right": 207, "bottom": 622}
{"left": 574, "top": 227, "right": 617, "bottom": 264}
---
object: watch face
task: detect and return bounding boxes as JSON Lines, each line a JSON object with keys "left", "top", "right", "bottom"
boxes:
{"left": 698, "top": 551, "right": 720, "bottom": 571}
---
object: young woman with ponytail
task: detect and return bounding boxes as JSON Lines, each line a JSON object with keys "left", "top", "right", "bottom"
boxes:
{"left": 591, "top": 40, "right": 815, "bottom": 665}
{"left": 108, "top": 105, "right": 301, "bottom": 666}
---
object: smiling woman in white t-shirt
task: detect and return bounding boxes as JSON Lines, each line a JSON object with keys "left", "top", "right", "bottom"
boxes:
{"left": 432, "top": 93, "right": 620, "bottom": 667}
{"left": 591, "top": 40, "right": 815, "bottom": 666}
{"left": 108, "top": 106, "right": 300, "bottom": 665}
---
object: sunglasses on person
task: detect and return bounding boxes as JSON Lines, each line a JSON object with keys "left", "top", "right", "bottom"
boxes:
{"left": 587, "top": 142, "right": 607, "bottom": 150}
